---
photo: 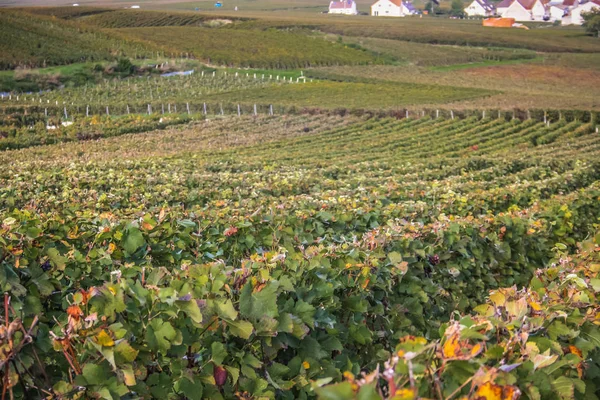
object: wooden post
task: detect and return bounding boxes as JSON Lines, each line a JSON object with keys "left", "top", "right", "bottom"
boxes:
{"left": 64, "top": 107, "right": 68, "bottom": 120}
{"left": 220, "top": 104, "right": 224, "bottom": 115}
{"left": 543, "top": 110, "right": 547, "bottom": 123}
{"left": 237, "top": 104, "right": 241, "bottom": 117}
{"left": 436, "top": 110, "right": 439, "bottom": 119}
{"left": 450, "top": 110, "right": 454, "bottom": 120}
{"left": 253, "top": 104, "right": 257, "bottom": 116}
{"left": 527, "top": 109, "right": 531, "bottom": 120}
{"left": 168, "top": 104, "right": 171, "bottom": 113}
{"left": 106, "top": 106, "right": 109, "bottom": 116}
{"left": 86, "top": 105, "right": 89, "bottom": 117}
{"left": 186, "top": 103, "right": 190, "bottom": 115}
{"left": 406, "top": 110, "right": 409, "bottom": 119}
{"left": 203, "top": 103, "right": 207, "bottom": 115}
{"left": 148, "top": 104, "right": 152, "bottom": 115}
{"left": 127, "top": 105, "right": 130, "bottom": 115}
{"left": 482, "top": 110, "right": 486, "bottom": 119}
{"left": 44, "top": 108, "right": 47, "bottom": 117}
{"left": 269, "top": 104, "right": 273, "bottom": 116}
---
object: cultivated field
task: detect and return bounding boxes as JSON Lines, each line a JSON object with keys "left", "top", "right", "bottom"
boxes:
{"left": 1, "top": 113, "right": 600, "bottom": 398}
{"left": 1, "top": 3, "right": 600, "bottom": 400}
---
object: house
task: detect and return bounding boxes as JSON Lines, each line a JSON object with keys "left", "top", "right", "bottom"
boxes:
{"left": 329, "top": 0, "right": 358, "bottom": 14}
{"left": 371, "top": 0, "right": 418, "bottom": 16}
{"left": 549, "top": 2, "right": 569, "bottom": 20}
{"left": 464, "top": 0, "right": 495, "bottom": 16}
{"left": 498, "top": 0, "right": 550, "bottom": 21}
{"left": 562, "top": 0, "right": 600, "bottom": 24}
{"left": 496, "top": 0, "right": 512, "bottom": 15}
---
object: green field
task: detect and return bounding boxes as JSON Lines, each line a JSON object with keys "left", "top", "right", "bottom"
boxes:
{"left": 1, "top": 3, "right": 600, "bottom": 400}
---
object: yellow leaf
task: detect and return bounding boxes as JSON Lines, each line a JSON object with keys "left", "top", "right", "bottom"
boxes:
{"left": 394, "top": 388, "right": 416, "bottom": 400}
{"left": 489, "top": 291, "right": 505, "bottom": 307}
{"left": 122, "top": 367, "right": 136, "bottom": 386}
{"left": 471, "top": 343, "right": 484, "bottom": 357}
{"left": 442, "top": 334, "right": 460, "bottom": 358}
{"left": 95, "top": 329, "right": 115, "bottom": 347}
{"left": 528, "top": 300, "right": 542, "bottom": 312}
{"left": 474, "top": 382, "right": 521, "bottom": 400}
{"left": 505, "top": 297, "right": 528, "bottom": 319}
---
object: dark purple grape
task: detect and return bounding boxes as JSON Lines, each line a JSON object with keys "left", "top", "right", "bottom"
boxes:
{"left": 41, "top": 260, "right": 52, "bottom": 272}
{"left": 428, "top": 254, "right": 440, "bottom": 266}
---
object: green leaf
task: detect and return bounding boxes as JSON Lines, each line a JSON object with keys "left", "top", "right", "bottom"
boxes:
{"left": 82, "top": 363, "right": 109, "bottom": 386}
{"left": 46, "top": 248, "right": 66, "bottom": 270}
{"left": 215, "top": 299, "right": 238, "bottom": 320}
{"left": 179, "top": 378, "right": 203, "bottom": 400}
{"left": 227, "top": 320, "right": 254, "bottom": 339}
{"left": 552, "top": 376, "right": 575, "bottom": 400}
{"left": 114, "top": 341, "right": 138, "bottom": 363}
{"left": 225, "top": 366, "right": 240, "bottom": 385}
{"left": 211, "top": 342, "right": 227, "bottom": 366}
{"left": 145, "top": 319, "right": 177, "bottom": 353}
{"left": 388, "top": 251, "right": 403, "bottom": 264}
{"left": 316, "top": 382, "right": 354, "bottom": 400}
{"left": 177, "top": 299, "right": 203, "bottom": 323}
{"left": 357, "top": 382, "right": 380, "bottom": 400}
{"left": 123, "top": 227, "right": 145, "bottom": 254}
{"left": 239, "top": 282, "right": 279, "bottom": 321}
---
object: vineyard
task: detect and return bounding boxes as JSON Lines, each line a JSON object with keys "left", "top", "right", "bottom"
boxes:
{"left": 1, "top": 113, "right": 600, "bottom": 399}
{"left": 82, "top": 9, "right": 249, "bottom": 28}
{"left": 110, "top": 27, "right": 380, "bottom": 69}
{"left": 0, "top": 10, "right": 156, "bottom": 70}
{"left": 1, "top": 3, "right": 600, "bottom": 399}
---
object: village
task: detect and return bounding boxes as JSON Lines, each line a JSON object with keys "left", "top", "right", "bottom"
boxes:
{"left": 329, "top": 0, "right": 599, "bottom": 24}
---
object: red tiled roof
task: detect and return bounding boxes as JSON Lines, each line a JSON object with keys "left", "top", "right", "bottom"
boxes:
{"left": 496, "top": 0, "right": 513, "bottom": 8}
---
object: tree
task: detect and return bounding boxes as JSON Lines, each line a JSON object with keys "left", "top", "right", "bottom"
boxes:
{"left": 450, "top": 0, "right": 465, "bottom": 17}
{"left": 582, "top": 8, "right": 600, "bottom": 37}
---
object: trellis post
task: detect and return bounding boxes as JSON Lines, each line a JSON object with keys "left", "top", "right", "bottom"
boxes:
{"left": 186, "top": 103, "right": 190, "bottom": 115}
{"left": 237, "top": 104, "right": 241, "bottom": 117}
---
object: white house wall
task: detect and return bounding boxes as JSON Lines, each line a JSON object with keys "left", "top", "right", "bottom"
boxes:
{"left": 566, "top": 2, "right": 600, "bottom": 24}
{"left": 465, "top": 2, "right": 487, "bottom": 15}
{"left": 371, "top": 0, "right": 404, "bottom": 16}
{"left": 530, "top": 1, "right": 547, "bottom": 19}
{"left": 502, "top": 2, "right": 532, "bottom": 19}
